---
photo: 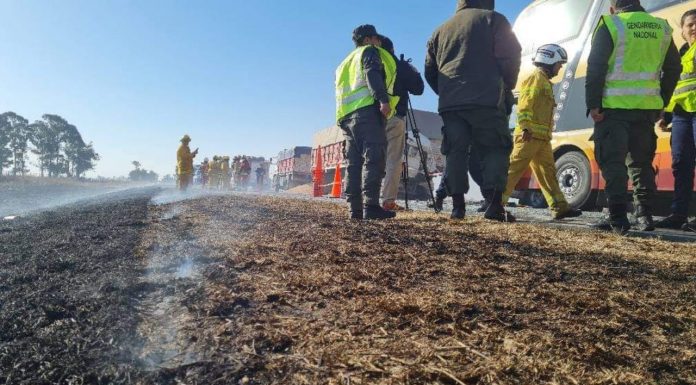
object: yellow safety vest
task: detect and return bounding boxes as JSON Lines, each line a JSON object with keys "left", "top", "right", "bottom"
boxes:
{"left": 335, "top": 45, "right": 399, "bottom": 122}
{"left": 600, "top": 12, "right": 672, "bottom": 110}
{"left": 666, "top": 43, "right": 696, "bottom": 112}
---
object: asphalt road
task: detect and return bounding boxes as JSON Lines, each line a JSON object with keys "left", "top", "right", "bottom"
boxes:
{"left": 400, "top": 197, "right": 696, "bottom": 243}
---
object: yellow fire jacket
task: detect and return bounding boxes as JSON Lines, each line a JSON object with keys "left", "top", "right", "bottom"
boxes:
{"left": 176, "top": 144, "right": 195, "bottom": 175}
{"left": 515, "top": 67, "right": 555, "bottom": 141}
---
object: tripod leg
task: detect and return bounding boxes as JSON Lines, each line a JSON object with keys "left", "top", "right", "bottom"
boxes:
{"left": 406, "top": 102, "right": 438, "bottom": 212}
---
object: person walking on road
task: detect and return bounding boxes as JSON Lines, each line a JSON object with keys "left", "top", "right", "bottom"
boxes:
{"left": 656, "top": 9, "right": 696, "bottom": 233}
{"left": 335, "top": 24, "right": 399, "bottom": 220}
{"left": 586, "top": 0, "right": 681, "bottom": 234}
{"left": 425, "top": 0, "right": 521, "bottom": 221}
{"left": 503, "top": 44, "right": 583, "bottom": 220}
{"left": 379, "top": 36, "right": 425, "bottom": 212}
{"left": 176, "top": 134, "right": 198, "bottom": 191}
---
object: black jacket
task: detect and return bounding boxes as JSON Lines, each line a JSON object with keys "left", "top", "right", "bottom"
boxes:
{"left": 393, "top": 55, "right": 425, "bottom": 117}
{"left": 585, "top": 6, "right": 682, "bottom": 111}
{"left": 425, "top": 0, "right": 521, "bottom": 112}
{"left": 362, "top": 46, "right": 389, "bottom": 105}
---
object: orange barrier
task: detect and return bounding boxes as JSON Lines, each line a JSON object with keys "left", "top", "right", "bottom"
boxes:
{"left": 330, "top": 162, "right": 342, "bottom": 198}
{"left": 312, "top": 147, "right": 324, "bottom": 198}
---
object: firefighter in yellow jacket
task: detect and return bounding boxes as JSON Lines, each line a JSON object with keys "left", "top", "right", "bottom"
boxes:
{"left": 502, "top": 45, "right": 582, "bottom": 220}
{"left": 221, "top": 156, "right": 231, "bottom": 189}
{"left": 176, "top": 135, "right": 198, "bottom": 191}
{"left": 209, "top": 156, "right": 220, "bottom": 189}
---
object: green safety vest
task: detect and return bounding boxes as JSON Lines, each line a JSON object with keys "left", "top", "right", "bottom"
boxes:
{"left": 600, "top": 12, "right": 672, "bottom": 110}
{"left": 335, "top": 45, "right": 399, "bottom": 122}
{"left": 666, "top": 43, "right": 696, "bottom": 112}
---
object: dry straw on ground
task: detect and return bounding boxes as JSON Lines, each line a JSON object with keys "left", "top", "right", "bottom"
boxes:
{"left": 181, "top": 195, "right": 696, "bottom": 385}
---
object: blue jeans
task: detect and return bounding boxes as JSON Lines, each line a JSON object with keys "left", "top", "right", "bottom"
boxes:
{"left": 670, "top": 112, "right": 696, "bottom": 216}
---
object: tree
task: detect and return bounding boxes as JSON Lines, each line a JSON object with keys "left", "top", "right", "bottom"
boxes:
{"left": 0, "top": 112, "right": 30, "bottom": 176}
{"left": 73, "top": 142, "right": 99, "bottom": 178}
{"left": 129, "top": 161, "right": 158, "bottom": 182}
{"left": 0, "top": 118, "right": 12, "bottom": 177}
{"left": 29, "top": 115, "right": 66, "bottom": 177}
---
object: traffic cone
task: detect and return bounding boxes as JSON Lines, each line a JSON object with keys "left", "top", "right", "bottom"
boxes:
{"left": 312, "top": 147, "right": 324, "bottom": 197}
{"left": 330, "top": 162, "right": 342, "bottom": 198}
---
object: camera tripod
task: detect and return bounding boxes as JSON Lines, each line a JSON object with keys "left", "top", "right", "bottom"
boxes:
{"left": 402, "top": 99, "right": 439, "bottom": 213}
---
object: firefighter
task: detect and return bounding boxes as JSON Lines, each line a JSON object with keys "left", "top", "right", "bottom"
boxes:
{"left": 221, "top": 156, "right": 231, "bottom": 190}
{"left": 255, "top": 164, "right": 267, "bottom": 189}
{"left": 231, "top": 156, "right": 240, "bottom": 189}
{"left": 503, "top": 44, "right": 583, "bottom": 220}
{"left": 378, "top": 36, "right": 425, "bottom": 212}
{"left": 176, "top": 135, "right": 198, "bottom": 191}
{"left": 587, "top": 0, "right": 681, "bottom": 234}
{"left": 210, "top": 156, "right": 220, "bottom": 189}
{"left": 200, "top": 158, "right": 210, "bottom": 187}
{"left": 656, "top": 9, "right": 696, "bottom": 232}
{"left": 425, "top": 0, "right": 521, "bottom": 221}
{"left": 240, "top": 157, "right": 252, "bottom": 187}
{"left": 336, "top": 24, "right": 398, "bottom": 220}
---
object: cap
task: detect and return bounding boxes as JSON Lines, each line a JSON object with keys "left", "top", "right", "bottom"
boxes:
{"left": 381, "top": 36, "right": 394, "bottom": 54}
{"left": 352, "top": 24, "right": 380, "bottom": 44}
{"left": 612, "top": 0, "right": 639, "bottom": 8}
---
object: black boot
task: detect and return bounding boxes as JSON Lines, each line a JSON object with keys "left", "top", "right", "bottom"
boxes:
{"left": 478, "top": 189, "right": 492, "bottom": 213}
{"left": 484, "top": 190, "right": 516, "bottom": 222}
{"left": 634, "top": 205, "right": 655, "bottom": 232}
{"left": 364, "top": 205, "right": 396, "bottom": 220}
{"left": 450, "top": 194, "right": 465, "bottom": 220}
{"left": 553, "top": 207, "right": 582, "bottom": 220}
{"left": 682, "top": 219, "right": 696, "bottom": 233}
{"left": 655, "top": 214, "right": 687, "bottom": 229}
{"left": 350, "top": 210, "right": 363, "bottom": 220}
{"left": 594, "top": 204, "right": 630, "bottom": 235}
{"left": 433, "top": 191, "right": 446, "bottom": 213}
{"left": 349, "top": 200, "right": 363, "bottom": 220}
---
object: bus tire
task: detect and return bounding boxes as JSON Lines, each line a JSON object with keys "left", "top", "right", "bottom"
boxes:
{"left": 527, "top": 190, "right": 548, "bottom": 209}
{"left": 556, "top": 151, "right": 594, "bottom": 210}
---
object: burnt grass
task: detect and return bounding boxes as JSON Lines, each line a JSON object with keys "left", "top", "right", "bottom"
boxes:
{"left": 0, "top": 188, "right": 157, "bottom": 384}
{"left": 1, "top": 191, "right": 695, "bottom": 385}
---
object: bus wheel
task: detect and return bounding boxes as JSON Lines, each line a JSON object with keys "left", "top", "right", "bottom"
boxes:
{"left": 527, "top": 190, "right": 548, "bottom": 209}
{"left": 556, "top": 152, "right": 594, "bottom": 210}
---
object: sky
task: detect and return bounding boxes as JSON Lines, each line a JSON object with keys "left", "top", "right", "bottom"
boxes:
{"left": 0, "top": 0, "right": 528, "bottom": 178}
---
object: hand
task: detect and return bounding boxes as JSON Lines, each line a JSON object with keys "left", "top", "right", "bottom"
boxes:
{"left": 656, "top": 111, "right": 671, "bottom": 132}
{"left": 657, "top": 119, "right": 671, "bottom": 132}
{"left": 522, "top": 129, "right": 533, "bottom": 142}
{"left": 590, "top": 108, "right": 604, "bottom": 123}
{"left": 379, "top": 102, "right": 391, "bottom": 118}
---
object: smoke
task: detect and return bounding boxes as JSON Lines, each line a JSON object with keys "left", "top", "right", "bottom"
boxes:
{"left": 150, "top": 187, "right": 231, "bottom": 206}
{"left": 0, "top": 181, "right": 156, "bottom": 218}
{"left": 132, "top": 202, "right": 209, "bottom": 370}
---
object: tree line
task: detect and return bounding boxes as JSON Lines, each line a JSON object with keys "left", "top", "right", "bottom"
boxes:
{"left": 0, "top": 112, "right": 99, "bottom": 179}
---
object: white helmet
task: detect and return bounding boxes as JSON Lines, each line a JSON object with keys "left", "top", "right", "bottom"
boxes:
{"left": 533, "top": 44, "right": 568, "bottom": 66}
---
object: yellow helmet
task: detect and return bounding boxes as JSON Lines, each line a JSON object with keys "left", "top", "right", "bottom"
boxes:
{"left": 181, "top": 134, "right": 191, "bottom": 142}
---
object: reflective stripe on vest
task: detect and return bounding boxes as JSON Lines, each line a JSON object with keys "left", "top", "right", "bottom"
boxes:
{"left": 335, "top": 46, "right": 399, "bottom": 122}
{"left": 666, "top": 43, "right": 696, "bottom": 112}
{"left": 601, "top": 13, "right": 672, "bottom": 110}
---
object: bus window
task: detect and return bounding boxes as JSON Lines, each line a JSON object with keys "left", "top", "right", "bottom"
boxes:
{"left": 641, "top": 0, "right": 684, "bottom": 12}
{"left": 514, "top": 0, "right": 594, "bottom": 55}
